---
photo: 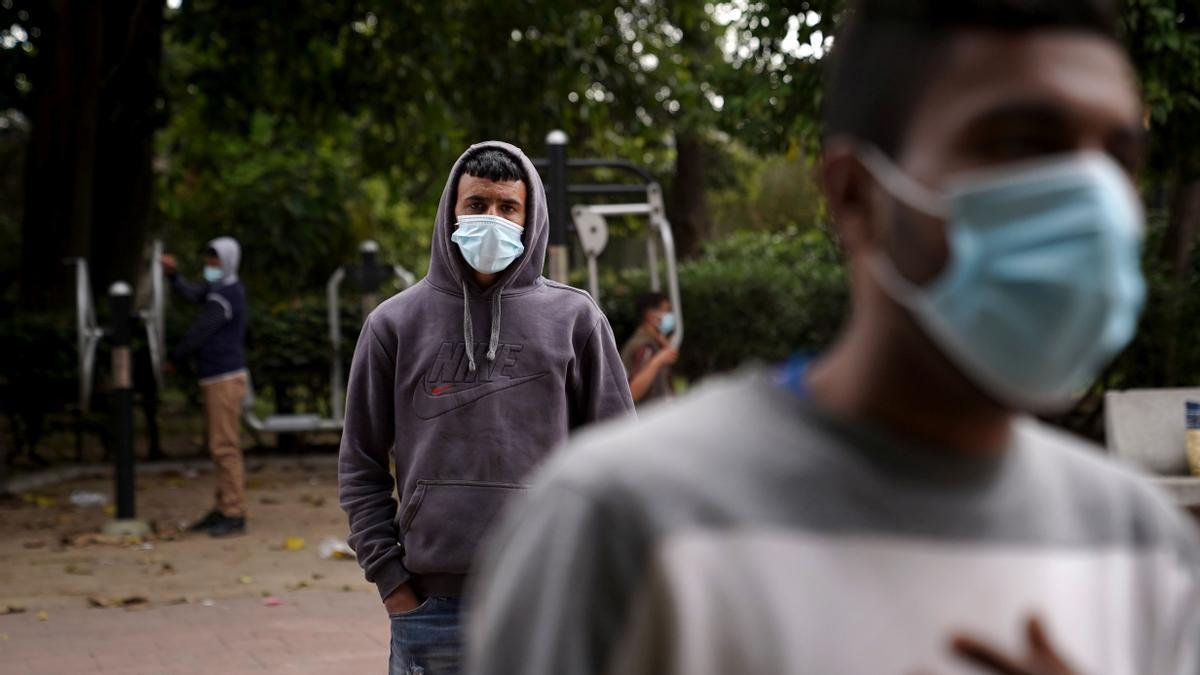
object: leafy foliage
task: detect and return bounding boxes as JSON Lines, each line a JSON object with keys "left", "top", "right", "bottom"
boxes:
{"left": 603, "top": 228, "right": 847, "bottom": 379}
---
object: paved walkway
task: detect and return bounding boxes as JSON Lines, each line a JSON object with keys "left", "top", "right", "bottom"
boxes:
{"left": 0, "top": 590, "right": 389, "bottom": 674}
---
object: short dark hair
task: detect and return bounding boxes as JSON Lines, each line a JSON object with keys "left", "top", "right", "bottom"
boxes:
{"left": 823, "top": 0, "right": 1120, "bottom": 157}
{"left": 461, "top": 148, "right": 526, "bottom": 184}
{"left": 635, "top": 291, "right": 669, "bottom": 321}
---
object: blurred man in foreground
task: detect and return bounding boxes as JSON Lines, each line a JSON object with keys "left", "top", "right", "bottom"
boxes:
{"left": 467, "top": 2, "right": 1200, "bottom": 673}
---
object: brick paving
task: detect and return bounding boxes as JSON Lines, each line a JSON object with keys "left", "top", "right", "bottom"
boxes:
{"left": 0, "top": 590, "right": 389, "bottom": 674}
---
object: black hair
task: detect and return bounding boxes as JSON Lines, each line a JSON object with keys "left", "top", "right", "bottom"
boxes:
{"left": 461, "top": 148, "right": 526, "bottom": 184}
{"left": 823, "top": 0, "right": 1121, "bottom": 157}
{"left": 635, "top": 291, "right": 669, "bottom": 321}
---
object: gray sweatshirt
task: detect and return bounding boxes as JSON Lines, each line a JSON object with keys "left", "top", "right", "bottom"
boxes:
{"left": 338, "top": 141, "right": 635, "bottom": 601}
{"left": 467, "top": 372, "right": 1200, "bottom": 674}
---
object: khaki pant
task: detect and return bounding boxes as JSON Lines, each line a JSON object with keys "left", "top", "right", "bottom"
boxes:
{"left": 202, "top": 373, "right": 247, "bottom": 518}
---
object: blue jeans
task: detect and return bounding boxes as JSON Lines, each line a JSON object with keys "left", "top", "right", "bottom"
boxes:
{"left": 389, "top": 596, "right": 463, "bottom": 675}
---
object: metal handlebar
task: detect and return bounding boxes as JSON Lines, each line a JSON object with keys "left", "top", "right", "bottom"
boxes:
{"left": 69, "top": 258, "right": 105, "bottom": 413}
{"left": 571, "top": 181, "right": 683, "bottom": 349}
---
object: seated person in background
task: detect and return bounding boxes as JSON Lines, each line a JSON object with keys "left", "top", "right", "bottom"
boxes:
{"left": 465, "top": 1, "right": 1200, "bottom": 673}
{"left": 620, "top": 292, "right": 678, "bottom": 406}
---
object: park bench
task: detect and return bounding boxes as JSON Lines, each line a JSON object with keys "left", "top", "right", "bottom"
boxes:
{"left": 1104, "top": 388, "right": 1200, "bottom": 506}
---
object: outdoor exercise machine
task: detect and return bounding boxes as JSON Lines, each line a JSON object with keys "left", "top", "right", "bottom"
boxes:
{"left": 241, "top": 240, "right": 415, "bottom": 435}
{"left": 533, "top": 130, "right": 684, "bottom": 348}
{"left": 69, "top": 240, "right": 167, "bottom": 414}
{"left": 72, "top": 240, "right": 415, "bottom": 437}
{"left": 66, "top": 257, "right": 152, "bottom": 535}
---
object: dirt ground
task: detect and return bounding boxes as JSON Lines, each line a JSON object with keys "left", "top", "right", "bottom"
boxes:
{"left": 0, "top": 459, "right": 377, "bottom": 614}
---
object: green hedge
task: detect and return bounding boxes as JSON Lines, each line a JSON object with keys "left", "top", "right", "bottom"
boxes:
{"left": 596, "top": 228, "right": 848, "bottom": 380}
{"left": 7, "top": 219, "right": 1199, "bottom": 450}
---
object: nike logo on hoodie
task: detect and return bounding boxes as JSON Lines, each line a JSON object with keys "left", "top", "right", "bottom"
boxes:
{"left": 412, "top": 341, "right": 549, "bottom": 419}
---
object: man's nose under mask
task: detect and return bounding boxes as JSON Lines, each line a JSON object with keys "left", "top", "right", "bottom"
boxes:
{"left": 452, "top": 214, "right": 526, "bottom": 275}
{"left": 857, "top": 145, "right": 1146, "bottom": 412}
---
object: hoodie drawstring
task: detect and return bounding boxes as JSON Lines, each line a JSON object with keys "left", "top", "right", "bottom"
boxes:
{"left": 462, "top": 281, "right": 477, "bottom": 373}
{"left": 487, "top": 293, "right": 502, "bottom": 362}
{"left": 461, "top": 281, "right": 505, "bottom": 373}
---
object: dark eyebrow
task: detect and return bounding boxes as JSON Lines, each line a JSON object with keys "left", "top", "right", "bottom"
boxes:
{"left": 498, "top": 198, "right": 522, "bottom": 207}
{"left": 964, "top": 101, "right": 1073, "bottom": 133}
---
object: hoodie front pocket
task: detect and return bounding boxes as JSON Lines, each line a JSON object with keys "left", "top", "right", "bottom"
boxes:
{"left": 399, "top": 480, "right": 526, "bottom": 576}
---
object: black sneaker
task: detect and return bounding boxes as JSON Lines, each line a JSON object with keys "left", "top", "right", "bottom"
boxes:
{"left": 207, "top": 515, "right": 246, "bottom": 538}
{"left": 187, "top": 510, "right": 223, "bottom": 532}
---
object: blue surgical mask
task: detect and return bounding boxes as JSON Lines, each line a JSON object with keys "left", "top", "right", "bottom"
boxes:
{"left": 859, "top": 147, "right": 1146, "bottom": 411}
{"left": 203, "top": 265, "right": 224, "bottom": 283}
{"left": 451, "top": 215, "right": 525, "bottom": 275}
{"left": 659, "top": 312, "right": 677, "bottom": 335}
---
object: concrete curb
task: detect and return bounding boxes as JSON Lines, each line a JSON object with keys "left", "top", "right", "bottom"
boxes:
{"left": 1, "top": 454, "right": 339, "bottom": 496}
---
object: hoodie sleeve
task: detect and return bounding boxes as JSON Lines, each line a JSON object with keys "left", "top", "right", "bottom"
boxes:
{"left": 169, "top": 274, "right": 208, "bottom": 305}
{"left": 571, "top": 316, "right": 636, "bottom": 428}
{"left": 338, "top": 314, "right": 410, "bottom": 601}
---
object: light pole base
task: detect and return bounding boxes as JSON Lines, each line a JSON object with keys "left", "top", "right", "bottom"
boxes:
{"left": 102, "top": 519, "right": 151, "bottom": 539}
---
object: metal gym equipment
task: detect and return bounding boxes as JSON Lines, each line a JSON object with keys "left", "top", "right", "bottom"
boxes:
{"left": 70, "top": 240, "right": 168, "bottom": 413}
{"left": 533, "top": 130, "right": 683, "bottom": 348}
{"left": 66, "top": 267, "right": 152, "bottom": 534}
{"left": 241, "top": 240, "right": 415, "bottom": 434}
{"left": 72, "top": 239, "right": 414, "bottom": 435}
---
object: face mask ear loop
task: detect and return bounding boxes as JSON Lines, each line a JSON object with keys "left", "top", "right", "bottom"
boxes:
{"left": 857, "top": 145, "right": 952, "bottom": 220}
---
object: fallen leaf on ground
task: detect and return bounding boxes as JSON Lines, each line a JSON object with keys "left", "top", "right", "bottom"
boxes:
{"left": 311, "top": 573, "right": 325, "bottom": 580}
{"left": 239, "top": 575, "right": 253, "bottom": 585}
{"left": 156, "top": 562, "right": 176, "bottom": 576}
{"left": 318, "top": 538, "right": 355, "bottom": 560}
{"left": 283, "top": 536, "right": 306, "bottom": 551}
{"left": 0, "top": 605, "right": 26, "bottom": 615}
{"left": 285, "top": 579, "right": 311, "bottom": 592}
{"left": 87, "top": 595, "right": 148, "bottom": 609}
{"left": 69, "top": 533, "right": 121, "bottom": 547}
{"left": 299, "top": 494, "right": 326, "bottom": 508}
{"left": 259, "top": 496, "right": 282, "bottom": 505}
{"left": 64, "top": 563, "right": 94, "bottom": 576}
{"left": 340, "top": 585, "right": 353, "bottom": 592}
{"left": 36, "top": 611, "right": 48, "bottom": 622}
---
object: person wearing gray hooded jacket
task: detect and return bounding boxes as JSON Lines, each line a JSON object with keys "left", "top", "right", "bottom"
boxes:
{"left": 338, "top": 142, "right": 634, "bottom": 674}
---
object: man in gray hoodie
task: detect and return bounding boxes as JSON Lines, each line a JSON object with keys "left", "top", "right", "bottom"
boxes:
{"left": 338, "top": 141, "right": 634, "bottom": 674}
{"left": 466, "top": 2, "right": 1200, "bottom": 674}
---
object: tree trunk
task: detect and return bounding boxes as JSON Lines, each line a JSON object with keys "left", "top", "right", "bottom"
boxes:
{"left": 1158, "top": 178, "right": 1200, "bottom": 385}
{"left": 90, "top": 0, "right": 163, "bottom": 292}
{"left": 19, "top": 0, "right": 163, "bottom": 309}
{"left": 20, "top": 0, "right": 103, "bottom": 308}
{"left": 667, "top": 131, "right": 711, "bottom": 259}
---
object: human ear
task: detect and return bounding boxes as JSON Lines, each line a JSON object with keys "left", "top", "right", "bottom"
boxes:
{"left": 820, "top": 137, "right": 884, "bottom": 257}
